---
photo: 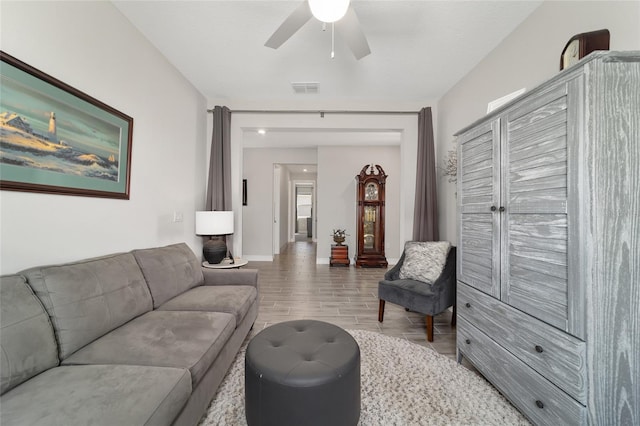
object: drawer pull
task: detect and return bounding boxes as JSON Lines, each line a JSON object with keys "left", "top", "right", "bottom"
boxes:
{"left": 535, "top": 400, "right": 544, "bottom": 409}
{"left": 499, "top": 206, "right": 505, "bottom": 212}
{"left": 465, "top": 302, "right": 471, "bottom": 308}
{"left": 535, "top": 345, "right": 544, "bottom": 353}
{"left": 465, "top": 339, "right": 471, "bottom": 345}
{"left": 490, "top": 206, "right": 497, "bottom": 212}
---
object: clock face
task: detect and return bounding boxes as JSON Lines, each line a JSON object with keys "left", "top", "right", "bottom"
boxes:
{"left": 563, "top": 39, "right": 581, "bottom": 69}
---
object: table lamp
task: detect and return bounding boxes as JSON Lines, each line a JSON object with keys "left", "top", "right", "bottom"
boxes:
{"left": 195, "top": 211, "right": 234, "bottom": 264}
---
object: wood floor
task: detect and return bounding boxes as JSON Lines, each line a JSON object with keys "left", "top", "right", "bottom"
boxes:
{"left": 246, "top": 239, "right": 459, "bottom": 361}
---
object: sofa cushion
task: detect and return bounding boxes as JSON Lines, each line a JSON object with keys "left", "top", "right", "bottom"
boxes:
{"left": 399, "top": 241, "right": 451, "bottom": 284}
{"left": 158, "top": 285, "right": 257, "bottom": 325}
{"left": 0, "top": 275, "right": 59, "bottom": 395}
{"left": 62, "top": 310, "right": 235, "bottom": 387}
{"left": 0, "top": 364, "right": 191, "bottom": 426}
{"left": 133, "top": 243, "right": 204, "bottom": 308}
{"left": 21, "top": 253, "right": 153, "bottom": 360}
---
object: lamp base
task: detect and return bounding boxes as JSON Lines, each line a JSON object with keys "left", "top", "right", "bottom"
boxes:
{"left": 203, "top": 237, "right": 227, "bottom": 264}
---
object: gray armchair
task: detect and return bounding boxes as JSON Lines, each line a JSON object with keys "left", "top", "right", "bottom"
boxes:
{"left": 378, "top": 246, "right": 456, "bottom": 341}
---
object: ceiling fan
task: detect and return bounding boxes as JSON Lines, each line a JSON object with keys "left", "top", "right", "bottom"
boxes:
{"left": 265, "top": 0, "right": 371, "bottom": 60}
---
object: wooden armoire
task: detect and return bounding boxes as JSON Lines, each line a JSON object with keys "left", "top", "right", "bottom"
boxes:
{"left": 456, "top": 51, "right": 639, "bottom": 425}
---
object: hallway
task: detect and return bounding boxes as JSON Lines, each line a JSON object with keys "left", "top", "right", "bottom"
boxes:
{"left": 247, "top": 241, "right": 458, "bottom": 359}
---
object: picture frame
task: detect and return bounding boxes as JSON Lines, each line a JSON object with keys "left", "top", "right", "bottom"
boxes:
{"left": 487, "top": 88, "right": 526, "bottom": 113}
{"left": 0, "top": 51, "right": 133, "bottom": 199}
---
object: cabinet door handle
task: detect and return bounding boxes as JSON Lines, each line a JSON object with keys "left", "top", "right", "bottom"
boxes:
{"left": 535, "top": 400, "right": 544, "bottom": 409}
{"left": 535, "top": 345, "right": 544, "bottom": 353}
{"left": 499, "top": 206, "right": 505, "bottom": 212}
{"left": 490, "top": 206, "right": 497, "bottom": 212}
{"left": 465, "top": 302, "right": 471, "bottom": 308}
{"left": 465, "top": 339, "right": 471, "bottom": 345}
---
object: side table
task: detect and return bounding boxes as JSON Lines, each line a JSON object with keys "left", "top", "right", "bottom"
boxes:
{"left": 330, "top": 245, "right": 350, "bottom": 267}
{"left": 202, "top": 258, "right": 248, "bottom": 269}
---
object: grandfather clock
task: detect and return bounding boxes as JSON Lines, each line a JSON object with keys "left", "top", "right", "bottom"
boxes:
{"left": 355, "top": 164, "right": 388, "bottom": 268}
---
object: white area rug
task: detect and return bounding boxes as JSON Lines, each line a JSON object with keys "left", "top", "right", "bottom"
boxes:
{"left": 200, "top": 329, "right": 530, "bottom": 425}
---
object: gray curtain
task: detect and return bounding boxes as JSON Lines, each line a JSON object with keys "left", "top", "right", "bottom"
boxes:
{"left": 412, "top": 107, "right": 439, "bottom": 242}
{"left": 205, "top": 106, "right": 232, "bottom": 249}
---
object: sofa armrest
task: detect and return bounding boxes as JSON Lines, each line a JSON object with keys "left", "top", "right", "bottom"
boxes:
{"left": 201, "top": 268, "right": 258, "bottom": 288}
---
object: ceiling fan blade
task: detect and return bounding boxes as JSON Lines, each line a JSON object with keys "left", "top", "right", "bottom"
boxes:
{"left": 335, "top": 6, "right": 371, "bottom": 60}
{"left": 265, "top": 2, "right": 313, "bottom": 49}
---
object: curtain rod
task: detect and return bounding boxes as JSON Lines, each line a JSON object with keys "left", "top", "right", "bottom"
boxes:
{"left": 206, "top": 109, "right": 419, "bottom": 116}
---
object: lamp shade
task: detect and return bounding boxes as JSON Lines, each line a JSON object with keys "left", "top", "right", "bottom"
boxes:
{"left": 308, "top": 0, "right": 350, "bottom": 23}
{"left": 195, "top": 211, "right": 234, "bottom": 236}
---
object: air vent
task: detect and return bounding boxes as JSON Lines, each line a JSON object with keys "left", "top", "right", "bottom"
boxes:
{"left": 291, "top": 82, "right": 319, "bottom": 94}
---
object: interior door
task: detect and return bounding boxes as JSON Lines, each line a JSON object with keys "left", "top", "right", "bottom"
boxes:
{"left": 458, "top": 119, "right": 501, "bottom": 298}
{"left": 502, "top": 84, "right": 571, "bottom": 331}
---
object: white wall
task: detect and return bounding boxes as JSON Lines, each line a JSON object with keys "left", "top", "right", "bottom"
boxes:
{"left": 436, "top": 1, "right": 640, "bottom": 244}
{"left": 242, "top": 148, "right": 317, "bottom": 260}
{"left": 316, "top": 146, "right": 401, "bottom": 264}
{"left": 0, "top": 1, "right": 207, "bottom": 273}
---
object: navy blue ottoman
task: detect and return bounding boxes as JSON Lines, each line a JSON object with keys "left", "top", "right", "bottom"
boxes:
{"left": 245, "top": 320, "right": 360, "bottom": 426}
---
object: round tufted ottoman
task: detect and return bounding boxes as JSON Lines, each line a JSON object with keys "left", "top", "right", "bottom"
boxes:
{"left": 245, "top": 320, "right": 360, "bottom": 426}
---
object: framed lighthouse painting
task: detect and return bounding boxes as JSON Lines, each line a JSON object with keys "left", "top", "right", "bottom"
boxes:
{"left": 0, "top": 51, "right": 133, "bottom": 199}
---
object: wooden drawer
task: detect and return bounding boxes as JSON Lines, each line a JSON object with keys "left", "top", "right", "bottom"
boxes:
{"left": 457, "top": 317, "right": 586, "bottom": 425}
{"left": 458, "top": 282, "right": 586, "bottom": 403}
{"left": 330, "top": 245, "right": 350, "bottom": 266}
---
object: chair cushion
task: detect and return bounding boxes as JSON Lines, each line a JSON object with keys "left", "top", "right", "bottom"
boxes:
{"left": 61, "top": 310, "right": 235, "bottom": 387}
{"left": 21, "top": 253, "right": 154, "bottom": 361}
{"left": 132, "top": 243, "right": 204, "bottom": 308}
{"left": 399, "top": 241, "right": 451, "bottom": 284}
{"left": 0, "top": 275, "right": 59, "bottom": 395}
{"left": 157, "top": 285, "right": 257, "bottom": 325}
{"left": 0, "top": 365, "right": 191, "bottom": 426}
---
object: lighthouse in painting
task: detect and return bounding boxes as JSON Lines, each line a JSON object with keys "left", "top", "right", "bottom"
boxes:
{"left": 48, "top": 111, "right": 57, "bottom": 142}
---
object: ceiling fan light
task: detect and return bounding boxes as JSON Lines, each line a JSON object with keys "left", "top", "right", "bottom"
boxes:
{"left": 308, "top": 0, "right": 350, "bottom": 23}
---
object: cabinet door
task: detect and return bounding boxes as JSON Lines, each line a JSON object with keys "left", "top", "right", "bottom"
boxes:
{"left": 458, "top": 119, "right": 501, "bottom": 298}
{"left": 502, "top": 83, "right": 573, "bottom": 332}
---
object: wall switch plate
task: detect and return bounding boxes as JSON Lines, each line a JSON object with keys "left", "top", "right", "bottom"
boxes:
{"left": 173, "top": 211, "right": 184, "bottom": 222}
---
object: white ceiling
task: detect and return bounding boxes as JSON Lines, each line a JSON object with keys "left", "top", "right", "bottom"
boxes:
{"left": 113, "top": 0, "right": 543, "bottom": 105}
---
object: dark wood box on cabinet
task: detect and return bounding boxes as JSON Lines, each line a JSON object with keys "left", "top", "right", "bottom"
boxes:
{"left": 355, "top": 164, "right": 388, "bottom": 268}
{"left": 330, "top": 245, "right": 350, "bottom": 267}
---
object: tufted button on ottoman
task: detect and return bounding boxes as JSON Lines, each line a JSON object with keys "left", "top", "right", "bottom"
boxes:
{"left": 245, "top": 320, "right": 360, "bottom": 426}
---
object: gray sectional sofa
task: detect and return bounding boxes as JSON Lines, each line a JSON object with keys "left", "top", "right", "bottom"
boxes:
{"left": 0, "top": 243, "right": 259, "bottom": 426}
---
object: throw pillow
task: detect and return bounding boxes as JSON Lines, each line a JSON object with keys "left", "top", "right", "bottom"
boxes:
{"left": 399, "top": 241, "right": 451, "bottom": 284}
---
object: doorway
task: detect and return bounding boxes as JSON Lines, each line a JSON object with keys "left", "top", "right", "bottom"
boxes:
{"left": 295, "top": 184, "right": 313, "bottom": 241}
{"left": 272, "top": 164, "right": 317, "bottom": 256}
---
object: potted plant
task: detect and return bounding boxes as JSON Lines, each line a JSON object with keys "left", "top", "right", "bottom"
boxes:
{"left": 332, "top": 229, "right": 348, "bottom": 245}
